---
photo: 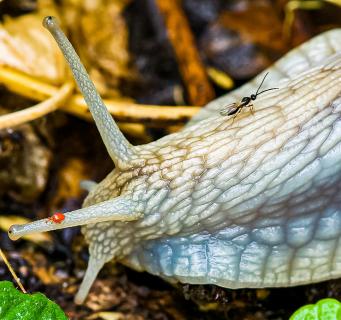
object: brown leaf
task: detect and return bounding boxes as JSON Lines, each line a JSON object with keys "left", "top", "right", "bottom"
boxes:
{"left": 0, "top": 1, "right": 66, "bottom": 84}
{"left": 49, "top": 158, "right": 89, "bottom": 213}
{"left": 86, "top": 312, "right": 125, "bottom": 320}
{"left": 0, "top": 122, "right": 52, "bottom": 203}
{"left": 61, "top": 0, "right": 137, "bottom": 97}
{"left": 202, "top": 1, "right": 289, "bottom": 79}
{"left": 21, "top": 250, "right": 61, "bottom": 285}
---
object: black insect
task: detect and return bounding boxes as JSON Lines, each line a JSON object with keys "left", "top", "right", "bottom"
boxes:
{"left": 220, "top": 72, "right": 278, "bottom": 117}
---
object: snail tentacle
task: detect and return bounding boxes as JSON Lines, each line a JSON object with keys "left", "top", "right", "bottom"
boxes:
{"left": 43, "top": 16, "right": 136, "bottom": 166}
{"left": 80, "top": 180, "right": 98, "bottom": 192}
{"left": 8, "top": 195, "right": 143, "bottom": 240}
{"left": 74, "top": 255, "right": 105, "bottom": 304}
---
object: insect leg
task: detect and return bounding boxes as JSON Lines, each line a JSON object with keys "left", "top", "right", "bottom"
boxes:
{"left": 249, "top": 104, "right": 255, "bottom": 115}
{"left": 231, "top": 107, "right": 242, "bottom": 124}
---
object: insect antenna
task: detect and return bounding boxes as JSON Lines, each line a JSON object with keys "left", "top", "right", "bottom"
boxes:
{"left": 257, "top": 87, "right": 279, "bottom": 95}
{"left": 255, "top": 72, "right": 278, "bottom": 97}
{"left": 255, "top": 72, "right": 269, "bottom": 96}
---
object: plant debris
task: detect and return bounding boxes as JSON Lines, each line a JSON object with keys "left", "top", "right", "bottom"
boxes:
{"left": 153, "top": 0, "right": 215, "bottom": 105}
{"left": 1, "top": 1, "right": 341, "bottom": 319}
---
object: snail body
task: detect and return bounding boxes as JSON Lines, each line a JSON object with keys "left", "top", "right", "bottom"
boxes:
{"left": 8, "top": 18, "right": 341, "bottom": 304}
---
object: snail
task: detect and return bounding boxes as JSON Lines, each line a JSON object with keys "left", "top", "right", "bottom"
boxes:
{"left": 8, "top": 17, "right": 341, "bottom": 305}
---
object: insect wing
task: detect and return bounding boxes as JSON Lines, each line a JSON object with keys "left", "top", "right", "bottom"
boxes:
{"left": 220, "top": 102, "right": 238, "bottom": 116}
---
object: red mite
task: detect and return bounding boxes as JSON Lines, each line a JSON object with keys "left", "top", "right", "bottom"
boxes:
{"left": 47, "top": 212, "right": 65, "bottom": 224}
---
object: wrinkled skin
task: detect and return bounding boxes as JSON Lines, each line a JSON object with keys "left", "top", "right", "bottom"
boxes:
{"left": 9, "top": 26, "right": 341, "bottom": 304}
{"left": 84, "top": 30, "right": 341, "bottom": 290}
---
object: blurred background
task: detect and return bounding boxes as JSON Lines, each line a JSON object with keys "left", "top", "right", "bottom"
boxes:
{"left": 0, "top": 0, "right": 341, "bottom": 319}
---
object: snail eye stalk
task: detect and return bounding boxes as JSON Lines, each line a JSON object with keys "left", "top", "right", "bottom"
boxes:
{"left": 42, "top": 16, "right": 136, "bottom": 166}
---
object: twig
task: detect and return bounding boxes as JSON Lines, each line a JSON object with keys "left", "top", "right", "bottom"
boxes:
{"left": 283, "top": 0, "right": 322, "bottom": 40}
{"left": 0, "top": 81, "right": 74, "bottom": 129}
{"left": 0, "top": 248, "right": 27, "bottom": 293}
{"left": 0, "top": 66, "right": 201, "bottom": 125}
{"left": 154, "top": 0, "right": 215, "bottom": 106}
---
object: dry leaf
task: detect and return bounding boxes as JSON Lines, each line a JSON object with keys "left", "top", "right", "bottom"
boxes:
{"left": 202, "top": 1, "right": 289, "bottom": 79}
{"left": 20, "top": 250, "right": 62, "bottom": 285}
{"left": 61, "top": 0, "right": 137, "bottom": 96}
{"left": 49, "top": 158, "right": 89, "bottom": 212}
{"left": 0, "top": 0, "right": 66, "bottom": 84}
{"left": 86, "top": 312, "right": 125, "bottom": 320}
{"left": 0, "top": 123, "right": 52, "bottom": 203}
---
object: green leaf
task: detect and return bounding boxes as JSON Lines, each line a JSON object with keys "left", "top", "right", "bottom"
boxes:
{"left": 289, "top": 298, "right": 341, "bottom": 320}
{"left": 0, "top": 281, "right": 68, "bottom": 320}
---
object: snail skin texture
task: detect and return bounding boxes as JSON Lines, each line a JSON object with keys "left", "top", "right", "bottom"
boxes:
{"left": 8, "top": 17, "right": 341, "bottom": 304}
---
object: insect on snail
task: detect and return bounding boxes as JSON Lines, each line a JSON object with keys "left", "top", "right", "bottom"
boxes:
{"left": 220, "top": 72, "right": 278, "bottom": 117}
{"left": 7, "top": 17, "right": 341, "bottom": 305}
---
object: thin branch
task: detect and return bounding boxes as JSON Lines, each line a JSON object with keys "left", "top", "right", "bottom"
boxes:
{"left": 0, "top": 248, "right": 27, "bottom": 293}
{"left": 0, "top": 66, "right": 201, "bottom": 126}
{"left": 0, "top": 81, "right": 74, "bottom": 129}
{"left": 154, "top": 0, "right": 215, "bottom": 105}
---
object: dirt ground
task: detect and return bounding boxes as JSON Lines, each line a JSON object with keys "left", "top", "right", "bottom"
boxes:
{"left": 1, "top": 0, "right": 341, "bottom": 319}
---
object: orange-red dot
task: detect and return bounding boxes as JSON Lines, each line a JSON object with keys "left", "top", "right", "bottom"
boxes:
{"left": 47, "top": 212, "right": 65, "bottom": 224}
